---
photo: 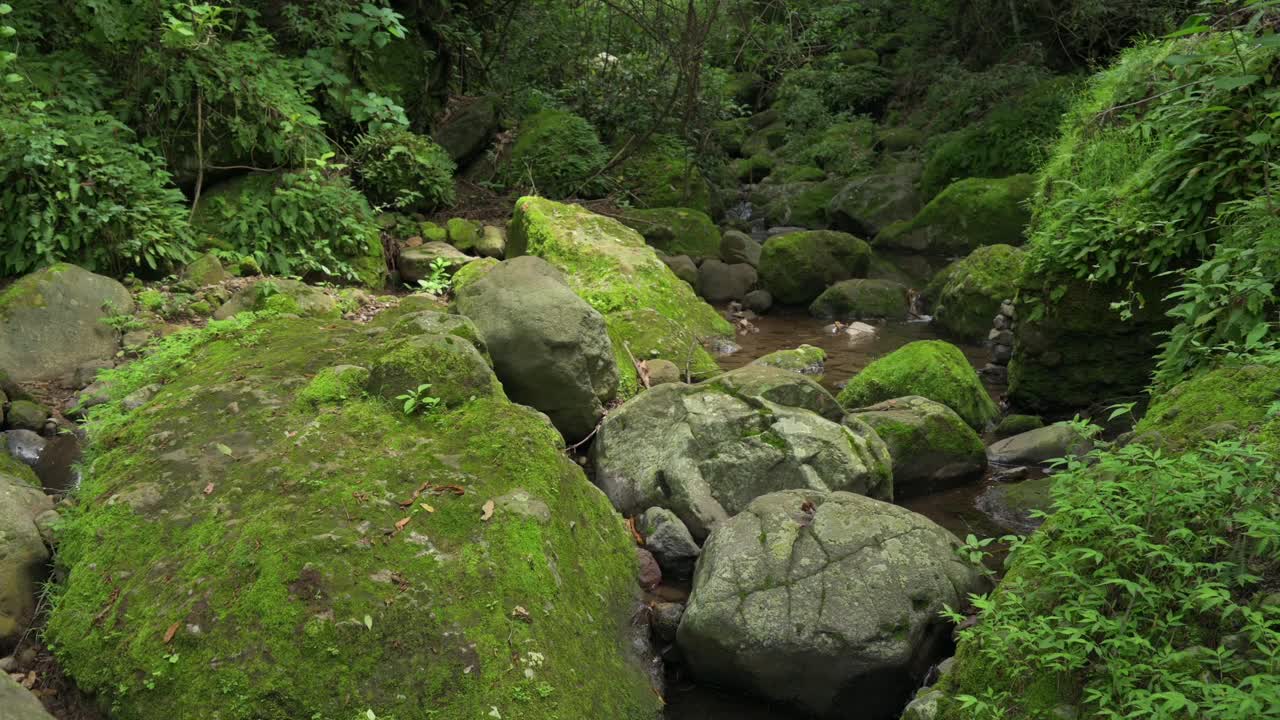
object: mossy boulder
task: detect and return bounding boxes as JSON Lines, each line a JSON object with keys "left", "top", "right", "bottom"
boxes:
{"left": 399, "top": 242, "right": 472, "bottom": 285}
{"left": 994, "top": 414, "right": 1045, "bottom": 439}
{"left": 454, "top": 257, "right": 619, "bottom": 441}
{"left": 506, "top": 110, "right": 608, "bottom": 198}
{"left": 0, "top": 263, "right": 132, "bottom": 383}
{"left": 724, "top": 70, "right": 765, "bottom": 107}
{"left": 875, "top": 175, "right": 1034, "bottom": 255}
{"left": 0, "top": 465, "right": 55, "bottom": 650}
{"left": 366, "top": 333, "right": 502, "bottom": 408}
{"left": 696, "top": 260, "right": 757, "bottom": 303}
{"left": 677, "top": 489, "right": 988, "bottom": 720}
{"left": 752, "top": 344, "right": 825, "bottom": 376}
{"left": 0, "top": 672, "right": 55, "bottom": 719}
{"left": 923, "top": 245, "right": 1025, "bottom": 341}
{"left": 446, "top": 217, "right": 483, "bottom": 252}
{"left": 604, "top": 309, "right": 722, "bottom": 398}
{"left": 827, "top": 165, "right": 924, "bottom": 239}
{"left": 976, "top": 475, "right": 1055, "bottom": 534}
{"left": 720, "top": 230, "right": 763, "bottom": 267}
{"left": 616, "top": 139, "right": 713, "bottom": 215}
{"left": 507, "top": 196, "right": 732, "bottom": 342}
{"left": 1135, "top": 364, "right": 1280, "bottom": 452}
{"left": 430, "top": 96, "right": 499, "bottom": 164}
{"left": 878, "top": 127, "right": 925, "bottom": 151}
{"left": 477, "top": 225, "right": 507, "bottom": 259}
{"left": 46, "top": 315, "right": 661, "bottom": 720}
{"left": 838, "top": 341, "right": 997, "bottom": 431}
{"left": 758, "top": 231, "right": 873, "bottom": 305}
{"left": 704, "top": 364, "right": 843, "bottom": 421}
{"left": 752, "top": 181, "right": 839, "bottom": 229}
{"left": 212, "top": 278, "right": 339, "bottom": 320}
{"left": 615, "top": 208, "right": 721, "bottom": 258}
{"left": 661, "top": 255, "right": 699, "bottom": 287}
{"left": 181, "top": 252, "right": 230, "bottom": 286}
{"left": 388, "top": 310, "right": 490, "bottom": 362}
{"left": 5, "top": 400, "right": 48, "bottom": 432}
{"left": 591, "top": 383, "right": 891, "bottom": 540}
{"left": 845, "top": 395, "right": 987, "bottom": 498}
{"left": 809, "top": 279, "right": 909, "bottom": 321}
{"left": 449, "top": 257, "right": 500, "bottom": 293}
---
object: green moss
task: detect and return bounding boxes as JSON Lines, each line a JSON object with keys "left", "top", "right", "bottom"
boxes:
{"left": 808, "top": 278, "right": 908, "bottom": 321}
{"left": 615, "top": 138, "right": 712, "bottom": 215}
{"left": 1135, "top": 364, "right": 1280, "bottom": 452}
{"left": 758, "top": 230, "right": 872, "bottom": 305}
{"left": 752, "top": 345, "right": 826, "bottom": 374}
{"left": 506, "top": 110, "right": 608, "bottom": 199}
{"left": 450, "top": 257, "right": 499, "bottom": 293}
{"left": 46, "top": 316, "right": 660, "bottom": 720}
{"left": 614, "top": 208, "right": 721, "bottom": 258}
{"left": 994, "top": 414, "right": 1045, "bottom": 438}
{"left": 138, "top": 290, "right": 166, "bottom": 312}
{"left": 295, "top": 365, "right": 370, "bottom": 409}
{"left": 878, "top": 127, "right": 924, "bottom": 151}
{"left": 838, "top": 340, "right": 997, "bottom": 430}
{"left": 606, "top": 309, "right": 721, "bottom": 398}
{"left": 366, "top": 334, "right": 503, "bottom": 409}
{"left": 0, "top": 452, "right": 39, "bottom": 487}
{"left": 729, "top": 154, "right": 775, "bottom": 183}
{"left": 758, "top": 181, "right": 839, "bottom": 228}
{"left": 446, "top": 218, "right": 482, "bottom": 252}
{"left": 507, "top": 196, "right": 731, "bottom": 340}
{"left": 875, "top": 175, "right": 1034, "bottom": 255}
{"left": 923, "top": 244, "right": 1025, "bottom": 341}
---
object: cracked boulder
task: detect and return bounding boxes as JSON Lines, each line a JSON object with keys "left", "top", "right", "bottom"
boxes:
{"left": 591, "top": 383, "right": 891, "bottom": 541}
{"left": 677, "top": 490, "right": 988, "bottom": 720}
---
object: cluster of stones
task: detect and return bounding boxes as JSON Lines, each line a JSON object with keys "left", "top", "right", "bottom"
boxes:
{"left": 982, "top": 299, "right": 1016, "bottom": 382}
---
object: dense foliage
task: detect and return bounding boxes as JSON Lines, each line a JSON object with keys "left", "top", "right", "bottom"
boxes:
{"left": 352, "top": 126, "right": 456, "bottom": 211}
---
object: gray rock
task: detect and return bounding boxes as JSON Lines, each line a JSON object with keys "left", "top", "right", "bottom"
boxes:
{"left": 645, "top": 359, "right": 683, "bottom": 386}
{"left": 978, "top": 475, "right": 1054, "bottom": 533}
{"left": 652, "top": 602, "right": 684, "bottom": 643}
{"left": 677, "top": 490, "right": 988, "bottom": 719}
{"left": 846, "top": 396, "right": 987, "bottom": 498}
{"left": 827, "top": 166, "right": 923, "bottom": 238}
{"left": 809, "top": 279, "right": 909, "bottom": 321}
{"left": 592, "top": 382, "right": 891, "bottom": 540}
{"left": 213, "top": 279, "right": 338, "bottom": 320}
{"left": 431, "top": 96, "right": 499, "bottom": 164}
{"left": 455, "top": 257, "right": 619, "bottom": 441}
{"left": 494, "top": 489, "right": 551, "bottom": 524}
{"left": 0, "top": 465, "right": 55, "bottom": 649}
{"left": 902, "top": 688, "right": 946, "bottom": 720}
{"left": 4, "top": 431, "right": 47, "bottom": 468}
{"left": 661, "top": 255, "right": 699, "bottom": 287}
{"left": 389, "top": 310, "right": 490, "bottom": 361}
{"left": 697, "top": 260, "right": 757, "bottom": 303}
{"left": 122, "top": 383, "right": 163, "bottom": 411}
{"left": 477, "top": 225, "right": 507, "bottom": 259}
{"left": 4, "top": 401, "right": 47, "bottom": 432}
{"left": 720, "top": 230, "right": 763, "bottom": 267}
{"left": 987, "top": 422, "right": 1093, "bottom": 466}
{"left": 706, "top": 364, "right": 843, "bottom": 420}
{"left": 0, "top": 671, "right": 56, "bottom": 719}
{"left": 72, "top": 359, "right": 114, "bottom": 388}
{"left": 67, "top": 381, "right": 112, "bottom": 419}
{"left": 399, "top": 242, "right": 472, "bottom": 285}
{"left": 638, "top": 507, "right": 701, "bottom": 580}
{"left": 0, "top": 264, "right": 132, "bottom": 383}
{"left": 752, "top": 345, "right": 825, "bottom": 376}
{"left": 766, "top": 226, "right": 806, "bottom": 238}
{"left": 743, "top": 289, "right": 773, "bottom": 314}
{"left": 366, "top": 333, "right": 500, "bottom": 409}
{"left": 182, "top": 252, "right": 230, "bottom": 286}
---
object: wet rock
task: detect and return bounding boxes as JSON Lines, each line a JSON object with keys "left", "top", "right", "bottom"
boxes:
{"left": 4, "top": 401, "right": 48, "bottom": 432}
{"left": 399, "top": 242, "right": 472, "bottom": 284}
{"left": 827, "top": 165, "right": 923, "bottom": 238}
{"left": 987, "top": 422, "right": 1093, "bottom": 466}
{"left": 809, "top": 278, "right": 909, "bottom": 321}
{"left": 4, "top": 431, "right": 46, "bottom": 468}
{"left": 652, "top": 602, "right": 684, "bottom": 643}
{"left": 751, "top": 345, "right": 825, "bottom": 376}
{"left": 838, "top": 340, "right": 998, "bottom": 431}
{"left": 758, "top": 230, "right": 872, "bottom": 305}
{"left": 0, "top": 263, "right": 132, "bottom": 383}
{"left": 677, "top": 490, "right": 989, "bottom": 720}
{"left": 645, "top": 359, "right": 683, "bottom": 386}
{"left": 994, "top": 414, "right": 1045, "bottom": 439}
{"left": 720, "top": 230, "right": 763, "bottom": 267}
{"left": 592, "top": 382, "right": 890, "bottom": 540}
{"left": 846, "top": 395, "right": 986, "bottom": 498}
{"left": 661, "top": 255, "right": 699, "bottom": 287}
{"left": 0, "top": 463, "right": 55, "bottom": 651}
{"left": 978, "top": 476, "right": 1054, "bottom": 533}
{"left": 637, "top": 547, "right": 662, "bottom": 590}
{"left": 706, "top": 337, "right": 741, "bottom": 356}
{"left": 743, "top": 289, "right": 773, "bottom": 314}
{"left": 638, "top": 507, "right": 700, "bottom": 580}
{"left": 0, "top": 671, "right": 55, "bottom": 719}
{"left": 697, "top": 260, "right": 757, "bottom": 303}
{"left": 455, "top": 256, "right": 618, "bottom": 441}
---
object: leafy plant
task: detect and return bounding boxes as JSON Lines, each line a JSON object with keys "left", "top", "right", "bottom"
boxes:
{"left": 352, "top": 127, "right": 456, "bottom": 211}
{"left": 396, "top": 383, "right": 442, "bottom": 415}
{"left": 414, "top": 258, "right": 453, "bottom": 296}
{"left": 504, "top": 109, "right": 609, "bottom": 199}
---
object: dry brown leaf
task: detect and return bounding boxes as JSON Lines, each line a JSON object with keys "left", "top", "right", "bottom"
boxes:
{"left": 480, "top": 499, "right": 495, "bottom": 521}
{"left": 420, "top": 503, "right": 435, "bottom": 513}
{"left": 434, "top": 484, "right": 466, "bottom": 496}
{"left": 395, "top": 517, "right": 411, "bottom": 532}
{"left": 511, "top": 606, "right": 532, "bottom": 623}
{"left": 163, "top": 622, "right": 180, "bottom": 644}
{"left": 21, "top": 671, "right": 36, "bottom": 689}
{"left": 625, "top": 517, "right": 644, "bottom": 546}
{"left": 203, "top": 483, "right": 215, "bottom": 496}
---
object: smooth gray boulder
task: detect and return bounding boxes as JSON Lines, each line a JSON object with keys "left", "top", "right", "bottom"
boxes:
{"left": 455, "top": 256, "right": 619, "bottom": 441}
{"left": 0, "top": 264, "right": 132, "bottom": 383}
{"left": 638, "top": 507, "right": 701, "bottom": 580}
{"left": 591, "top": 383, "right": 891, "bottom": 540}
{"left": 720, "top": 230, "right": 763, "bottom": 267}
{"left": 705, "top": 364, "right": 842, "bottom": 420}
{"left": 677, "top": 490, "right": 988, "bottom": 720}
{"left": 697, "top": 260, "right": 757, "bottom": 302}
{"left": 987, "top": 422, "right": 1093, "bottom": 466}
{"left": 743, "top": 289, "right": 773, "bottom": 314}
{"left": 0, "top": 672, "right": 55, "bottom": 719}
{"left": 4, "top": 430, "right": 46, "bottom": 468}
{"left": 661, "top": 255, "right": 699, "bottom": 287}
{"left": 845, "top": 396, "right": 987, "bottom": 498}
{"left": 0, "top": 464, "right": 56, "bottom": 650}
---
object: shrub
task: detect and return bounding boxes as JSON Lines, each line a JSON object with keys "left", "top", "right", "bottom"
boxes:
{"left": 915, "top": 61, "right": 1054, "bottom": 135}
{"left": 505, "top": 109, "right": 609, "bottom": 199}
{"left": 615, "top": 136, "right": 713, "bottom": 214}
{"left": 0, "top": 106, "right": 194, "bottom": 276}
{"left": 191, "top": 168, "right": 385, "bottom": 288}
{"left": 352, "top": 127, "right": 456, "bottom": 211}
{"left": 941, "top": 438, "right": 1280, "bottom": 719}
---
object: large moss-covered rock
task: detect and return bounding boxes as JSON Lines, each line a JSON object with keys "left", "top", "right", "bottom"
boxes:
{"left": 213, "top": 278, "right": 339, "bottom": 320}
{"left": 0, "top": 464, "right": 54, "bottom": 650}
{"left": 399, "top": 242, "right": 472, "bottom": 285}
{"left": 720, "top": 230, "right": 763, "bottom": 267}
{"left": 758, "top": 231, "right": 872, "bottom": 305}
{"left": 615, "top": 208, "right": 720, "bottom": 258}
{"left": 507, "top": 196, "right": 732, "bottom": 341}
{"left": 389, "top": 310, "right": 489, "bottom": 360}
{"left": 0, "top": 264, "right": 131, "bottom": 383}
{"left": 752, "top": 344, "right": 825, "bottom": 376}
{"left": 677, "top": 489, "right": 988, "bottom": 720}
{"left": 846, "top": 396, "right": 986, "bottom": 498}
{"left": 827, "top": 165, "right": 923, "bottom": 238}
{"left": 591, "top": 382, "right": 891, "bottom": 540}
{"left": 696, "top": 260, "right": 757, "bottom": 302}
{"left": 838, "top": 341, "right": 997, "bottom": 430}
{"left": 454, "top": 257, "right": 618, "bottom": 441}
{"left": 809, "top": 278, "right": 909, "bottom": 320}
{"left": 1008, "top": 274, "right": 1174, "bottom": 412}
{"left": 875, "top": 175, "right": 1034, "bottom": 255}
{"left": 366, "top": 333, "right": 502, "bottom": 408}
{"left": 46, "top": 315, "right": 661, "bottom": 720}
{"left": 605, "top": 309, "right": 721, "bottom": 399}
{"left": 1135, "top": 364, "right": 1280, "bottom": 452}
{"left": 923, "top": 245, "right": 1025, "bottom": 341}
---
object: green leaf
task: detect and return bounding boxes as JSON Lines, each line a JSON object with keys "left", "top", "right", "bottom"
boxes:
{"left": 1212, "top": 75, "right": 1260, "bottom": 91}
{"left": 363, "top": 614, "right": 373, "bottom": 630}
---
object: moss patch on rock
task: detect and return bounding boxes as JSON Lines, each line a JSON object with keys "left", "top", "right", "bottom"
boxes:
{"left": 923, "top": 244, "right": 1025, "bottom": 341}
{"left": 615, "top": 138, "right": 712, "bottom": 215}
{"left": 606, "top": 309, "right": 721, "bottom": 399}
{"left": 46, "top": 314, "right": 661, "bottom": 720}
{"left": 758, "top": 230, "right": 872, "bottom": 305}
{"left": 1135, "top": 363, "right": 1280, "bottom": 452}
{"left": 809, "top": 278, "right": 909, "bottom": 321}
{"left": 614, "top": 208, "right": 721, "bottom": 258}
{"left": 838, "top": 340, "right": 997, "bottom": 430}
{"left": 875, "top": 175, "right": 1034, "bottom": 255}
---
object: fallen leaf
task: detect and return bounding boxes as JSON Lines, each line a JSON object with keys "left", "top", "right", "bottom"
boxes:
{"left": 481, "top": 499, "right": 495, "bottom": 521}
{"left": 434, "top": 484, "right": 466, "bottom": 496}
{"left": 21, "top": 671, "right": 36, "bottom": 689}
{"left": 363, "top": 614, "right": 373, "bottom": 631}
{"left": 202, "top": 483, "right": 215, "bottom": 496}
{"left": 511, "top": 606, "right": 532, "bottom": 623}
{"left": 420, "top": 503, "right": 435, "bottom": 513}
{"left": 399, "top": 481, "right": 431, "bottom": 507}
{"left": 214, "top": 443, "right": 233, "bottom": 457}
{"left": 625, "top": 517, "right": 644, "bottom": 545}
{"left": 92, "top": 587, "right": 121, "bottom": 626}
{"left": 395, "top": 517, "right": 411, "bottom": 532}
{"left": 163, "top": 622, "right": 180, "bottom": 644}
